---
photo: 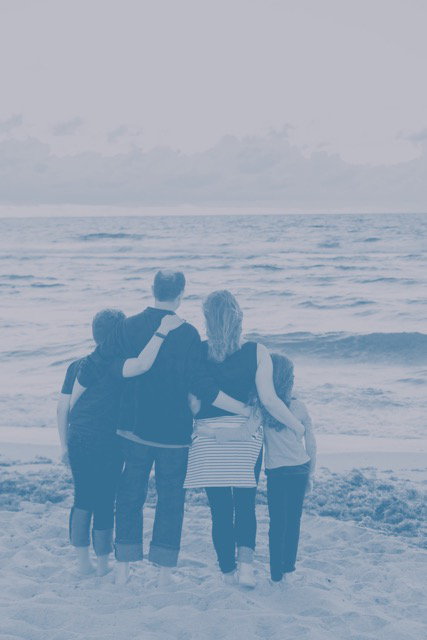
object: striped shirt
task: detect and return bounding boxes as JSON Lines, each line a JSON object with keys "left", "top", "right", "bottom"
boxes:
{"left": 183, "top": 416, "right": 263, "bottom": 488}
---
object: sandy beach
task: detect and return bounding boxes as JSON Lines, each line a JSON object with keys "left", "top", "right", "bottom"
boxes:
{"left": 2, "top": 0, "right": 427, "bottom": 635}
{"left": 1, "top": 429, "right": 426, "bottom": 640}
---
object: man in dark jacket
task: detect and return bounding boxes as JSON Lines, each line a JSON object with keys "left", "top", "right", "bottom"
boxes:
{"left": 74, "top": 270, "right": 249, "bottom": 585}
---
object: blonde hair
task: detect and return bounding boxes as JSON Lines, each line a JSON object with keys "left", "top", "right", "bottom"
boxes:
{"left": 203, "top": 290, "right": 243, "bottom": 362}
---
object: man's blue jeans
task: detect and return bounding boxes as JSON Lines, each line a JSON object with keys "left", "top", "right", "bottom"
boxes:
{"left": 115, "top": 436, "right": 189, "bottom": 567}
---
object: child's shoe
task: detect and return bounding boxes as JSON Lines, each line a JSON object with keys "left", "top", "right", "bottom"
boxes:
{"left": 237, "top": 562, "right": 256, "bottom": 588}
{"left": 222, "top": 570, "right": 238, "bottom": 585}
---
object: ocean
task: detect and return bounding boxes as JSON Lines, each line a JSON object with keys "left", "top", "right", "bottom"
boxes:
{"left": 1, "top": 213, "right": 426, "bottom": 439}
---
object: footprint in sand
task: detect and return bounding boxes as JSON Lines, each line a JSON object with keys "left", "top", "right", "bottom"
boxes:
{"left": 301, "top": 558, "right": 343, "bottom": 575}
{"left": 1, "top": 620, "right": 46, "bottom": 640}
{"left": 342, "top": 612, "right": 389, "bottom": 633}
{"left": 178, "top": 557, "right": 209, "bottom": 568}
{"left": 21, "top": 564, "right": 63, "bottom": 579}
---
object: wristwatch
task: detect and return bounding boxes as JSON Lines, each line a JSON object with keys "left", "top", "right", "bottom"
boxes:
{"left": 155, "top": 331, "right": 167, "bottom": 339}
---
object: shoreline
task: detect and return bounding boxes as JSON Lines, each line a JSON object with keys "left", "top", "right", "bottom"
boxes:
{"left": 1, "top": 427, "right": 426, "bottom": 480}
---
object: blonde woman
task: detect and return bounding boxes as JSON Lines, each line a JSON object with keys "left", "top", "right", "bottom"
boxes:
{"left": 184, "top": 291, "right": 305, "bottom": 587}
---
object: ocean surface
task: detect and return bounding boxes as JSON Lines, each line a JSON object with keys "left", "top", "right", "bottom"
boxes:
{"left": 1, "top": 213, "right": 426, "bottom": 439}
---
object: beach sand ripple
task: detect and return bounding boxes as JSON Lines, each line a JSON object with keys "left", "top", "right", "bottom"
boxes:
{"left": 0, "top": 463, "right": 426, "bottom": 639}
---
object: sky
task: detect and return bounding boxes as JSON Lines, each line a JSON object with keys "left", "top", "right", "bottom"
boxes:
{"left": 0, "top": 0, "right": 426, "bottom": 212}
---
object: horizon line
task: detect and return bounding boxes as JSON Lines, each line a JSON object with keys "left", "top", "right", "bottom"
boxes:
{"left": 0, "top": 205, "right": 426, "bottom": 219}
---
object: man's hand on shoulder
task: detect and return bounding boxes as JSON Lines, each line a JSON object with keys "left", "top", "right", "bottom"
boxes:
{"left": 158, "top": 315, "right": 185, "bottom": 335}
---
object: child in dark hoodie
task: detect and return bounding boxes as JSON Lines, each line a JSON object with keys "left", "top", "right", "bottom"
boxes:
{"left": 57, "top": 308, "right": 182, "bottom": 576}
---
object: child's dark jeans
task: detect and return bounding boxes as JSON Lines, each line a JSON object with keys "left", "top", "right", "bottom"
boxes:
{"left": 266, "top": 462, "right": 310, "bottom": 581}
{"left": 68, "top": 433, "right": 123, "bottom": 557}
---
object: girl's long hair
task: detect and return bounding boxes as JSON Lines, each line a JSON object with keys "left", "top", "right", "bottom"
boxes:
{"left": 203, "top": 290, "right": 243, "bottom": 362}
{"left": 255, "top": 353, "right": 295, "bottom": 431}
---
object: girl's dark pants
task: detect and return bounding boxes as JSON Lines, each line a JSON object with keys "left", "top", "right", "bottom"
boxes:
{"left": 204, "top": 450, "right": 262, "bottom": 574}
{"left": 266, "top": 462, "right": 310, "bottom": 581}
{"left": 68, "top": 433, "right": 123, "bottom": 557}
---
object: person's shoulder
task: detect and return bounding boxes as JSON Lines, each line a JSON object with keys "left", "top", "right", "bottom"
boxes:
{"left": 66, "top": 357, "right": 85, "bottom": 377}
{"left": 164, "top": 320, "right": 201, "bottom": 348}
{"left": 241, "top": 340, "right": 258, "bottom": 350}
{"left": 179, "top": 321, "right": 200, "bottom": 339}
{"left": 123, "top": 309, "right": 152, "bottom": 339}
{"left": 239, "top": 341, "right": 258, "bottom": 362}
{"left": 124, "top": 310, "right": 146, "bottom": 327}
{"left": 62, "top": 357, "right": 85, "bottom": 393}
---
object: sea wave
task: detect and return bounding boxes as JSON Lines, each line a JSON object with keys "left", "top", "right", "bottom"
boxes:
{"left": 245, "top": 331, "right": 427, "bottom": 363}
{"left": 1, "top": 274, "right": 35, "bottom": 280}
{"left": 78, "top": 232, "right": 146, "bottom": 241}
{"left": 357, "top": 277, "right": 419, "bottom": 285}
{"left": 242, "top": 264, "right": 284, "bottom": 271}
{"left": 317, "top": 241, "right": 341, "bottom": 248}
{"left": 30, "top": 283, "right": 64, "bottom": 288}
{"left": 298, "top": 299, "right": 375, "bottom": 309}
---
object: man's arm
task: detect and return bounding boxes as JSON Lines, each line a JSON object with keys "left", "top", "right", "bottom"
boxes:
{"left": 77, "top": 316, "right": 129, "bottom": 389}
{"left": 122, "top": 315, "right": 184, "bottom": 377}
{"left": 71, "top": 315, "right": 185, "bottom": 405}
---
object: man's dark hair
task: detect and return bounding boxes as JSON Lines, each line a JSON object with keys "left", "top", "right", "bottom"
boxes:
{"left": 92, "top": 308, "right": 126, "bottom": 345}
{"left": 153, "top": 270, "right": 186, "bottom": 301}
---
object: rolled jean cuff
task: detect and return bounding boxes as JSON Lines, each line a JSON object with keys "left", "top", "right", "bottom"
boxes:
{"left": 237, "top": 546, "right": 254, "bottom": 564}
{"left": 148, "top": 543, "right": 179, "bottom": 568}
{"left": 92, "top": 528, "right": 113, "bottom": 557}
{"left": 70, "top": 507, "right": 91, "bottom": 547}
{"left": 115, "top": 542, "right": 143, "bottom": 562}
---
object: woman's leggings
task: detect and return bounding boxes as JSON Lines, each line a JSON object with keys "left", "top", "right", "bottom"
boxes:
{"left": 204, "top": 451, "right": 262, "bottom": 574}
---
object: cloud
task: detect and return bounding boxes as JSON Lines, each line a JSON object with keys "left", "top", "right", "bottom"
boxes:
{"left": 52, "top": 117, "right": 84, "bottom": 136}
{"left": 107, "top": 125, "right": 131, "bottom": 144}
{"left": 0, "top": 131, "right": 426, "bottom": 211}
{"left": 107, "top": 125, "right": 144, "bottom": 145}
{"left": 406, "top": 128, "right": 427, "bottom": 143}
{"left": 0, "top": 114, "right": 23, "bottom": 134}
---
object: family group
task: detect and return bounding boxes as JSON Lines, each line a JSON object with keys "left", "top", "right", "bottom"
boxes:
{"left": 57, "top": 270, "right": 316, "bottom": 588}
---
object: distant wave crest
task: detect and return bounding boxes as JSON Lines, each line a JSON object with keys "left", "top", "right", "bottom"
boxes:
{"left": 78, "top": 232, "right": 146, "bottom": 241}
{"left": 245, "top": 331, "right": 427, "bottom": 363}
{"left": 242, "top": 264, "right": 284, "bottom": 271}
